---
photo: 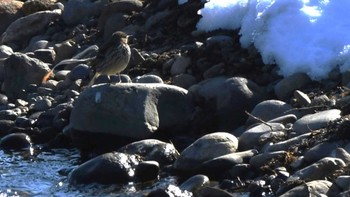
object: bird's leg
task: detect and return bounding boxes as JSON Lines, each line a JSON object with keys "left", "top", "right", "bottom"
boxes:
{"left": 118, "top": 73, "right": 122, "bottom": 83}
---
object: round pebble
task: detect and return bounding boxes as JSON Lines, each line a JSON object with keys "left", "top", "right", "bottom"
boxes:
{"left": 0, "top": 133, "right": 32, "bottom": 151}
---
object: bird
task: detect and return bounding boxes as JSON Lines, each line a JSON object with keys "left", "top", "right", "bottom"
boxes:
{"left": 42, "top": 31, "right": 131, "bottom": 86}
{"left": 88, "top": 31, "right": 131, "bottom": 86}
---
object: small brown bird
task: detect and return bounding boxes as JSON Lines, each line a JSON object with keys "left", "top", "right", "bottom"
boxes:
{"left": 88, "top": 31, "right": 131, "bottom": 86}
{"left": 42, "top": 31, "right": 131, "bottom": 86}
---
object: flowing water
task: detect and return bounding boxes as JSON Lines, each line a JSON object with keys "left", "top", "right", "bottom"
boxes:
{"left": 0, "top": 148, "right": 250, "bottom": 197}
{"left": 0, "top": 148, "right": 183, "bottom": 197}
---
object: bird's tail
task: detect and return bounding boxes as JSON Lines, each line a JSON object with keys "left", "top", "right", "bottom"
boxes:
{"left": 87, "top": 72, "right": 100, "bottom": 87}
{"left": 42, "top": 69, "right": 54, "bottom": 83}
{"left": 41, "top": 57, "right": 95, "bottom": 83}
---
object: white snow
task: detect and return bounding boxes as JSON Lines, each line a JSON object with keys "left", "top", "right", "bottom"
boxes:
{"left": 195, "top": 0, "right": 350, "bottom": 80}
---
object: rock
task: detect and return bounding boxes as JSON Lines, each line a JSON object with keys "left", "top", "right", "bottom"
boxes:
{"left": 227, "top": 164, "right": 255, "bottom": 180}
{"left": 110, "top": 74, "right": 132, "bottom": 83}
{"left": 135, "top": 161, "right": 159, "bottom": 182}
{"left": 0, "top": 120, "right": 15, "bottom": 137}
{"left": 293, "top": 90, "right": 311, "bottom": 107}
{"left": 132, "top": 74, "right": 164, "bottom": 83}
{"left": 53, "top": 41, "right": 78, "bottom": 63}
{"left": 336, "top": 176, "right": 350, "bottom": 191}
{"left": 54, "top": 70, "right": 70, "bottom": 81}
{"left": 279, "top": 180, "right": 337, "bottom": 197}
{"left": 239, "top": 123, "right": 285, "bottom": 150}
{"left": 172, "top": 74, "right": 196, "bottom": 89}
{"left": 98, "top": 0, "right": 143, "bottom": 30}
{"left": 203, "top": 63, "right": 226, "bottom": 79}
{"left": 68, "top": 83, "right": 194, "bottom": 151}
{"left": 250, "top": 151, "right": 287, "bottom": 169}
{"left": 292, "top": 109, "right": 341, "bottom": 134}
{"left": 0, "top": 0, "right": 23, "bottom": 36}
{"left": 33, "top": 98, "right": 52, "bottom": 111}
{"left": 145, "top": 10, "right": 172, "bottom": 30}
{"left": 197, "top": 186, "right": 236, "bottom": 197}
{"left": 266, "top": 114, "right": 297, "bottom": 125}
{"left": 69, "top": 64, "right": 90, "bottom": 81}
{"left": 0, "top": 93, "right": 8, "bottom": 105}
{"left": 2, "top": 52, "right": 50, "bottom": 100}
{"left": 264, "top": 132, "right": 312, "bottom": 152}
{"left": 304, "top": 141, "right": 347, "bottom": 163}
{"left": 68, "top": 152, "right": 141, "bottom": 185}
{"left": 26, "top": 39, "right": 49, "bottom": 52}
{"left": 170, "top": 55, "right": 191, "bottom": 76}
{"left": 174, "top": 132, "right": 238, "bottom": 172}
{"left": 102, "top": 13, "right": 128, "bottom": 41}
{"left": 245, "top": 100, "right": 294, "bottom": 126}
{"left": 22, "top": 0, "right": 57, "bottom": 15}
{"left": 62, "top": 0, "right": 100, "bottom": 26}
{"left": 147, "top": 185, "right": 191, "bottom": 197}
{"left": 1, "top": 9, "right": 61, "bottom": 46}
{"left": 288, "top": 157, "right": 346, "bottom": 181}
{"left": 33, "top": 49, "right": 56, "bottom": 63}
{"left": 201, "top": 149, "right": 258, "bottom": 177}
{"left": 118, "top": 139, "right": 179, "bottom": 166}
{"left": 190, "top": 77, "right": 268, "bottom": 133}
{"left": 332, "top": 148, "right": 350, "bottom": 164}
{"left": 274, "top": 73, "right": 311, "bottom": 100}
{"left": 0, "top": 132, "right": 32, "bottom": 151}
{"left": 129, "top": 48, "right": 145, "bottom": 67}
{"left": 0, "top": 109, "right": 20, "bottom": 121}
{"left": 0, "top": 45, "right": 13, "bottom": 59}
{"left": 179, "top": 174, "right": 210, "bottom": 195}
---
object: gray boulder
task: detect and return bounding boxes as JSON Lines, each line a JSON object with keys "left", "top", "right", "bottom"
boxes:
{"left": 1, "top": 9, "right": 61, "bottom": 46}
{"left": 174, "top": 132, "right": 239, "bottom": 172}
{"left": 292, "top": 109, "right": 341, "bottom": 134}
{"left": 239, "top": 123, "right": 285, "bottom": 151}
{"left": 0, "top": 1, "right": 23, "bottom": 37}
{"left": 68, "top": 83, "right": 194, "bottom": 139}
{"left": 2, "top": 52, "right": 50, "bottom": 100}
{"left": 288, "top": 157, "right": 346, "bottom": 181}
{"left": 274, "top": 73, "right": 311, "bottom": 100}
{"left": 245, "top": 100, "right": 294, "bottom": 126}
{"left": 189, "top": 77, "right": 268, "bottom": 133}
{"left": 62, "top": 0, "right": 100, "bottom": 26}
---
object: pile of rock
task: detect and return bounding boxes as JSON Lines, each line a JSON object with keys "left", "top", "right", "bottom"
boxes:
{"left": 1, "top": 0, "right": 350, "bottom": 196}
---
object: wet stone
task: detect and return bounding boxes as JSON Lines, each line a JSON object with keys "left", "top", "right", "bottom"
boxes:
{"left": 135, "top": 160, "right": 160, "bottom": 182}
{"left": 0, "top": 132, "right": 32, "bottom": 151}
{"left": 68, "top": 152, "right": 141, "bottom": 185}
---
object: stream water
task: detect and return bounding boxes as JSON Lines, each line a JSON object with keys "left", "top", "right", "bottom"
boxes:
{"left": 0, "top": 148, "right": 183, "bottom": 197}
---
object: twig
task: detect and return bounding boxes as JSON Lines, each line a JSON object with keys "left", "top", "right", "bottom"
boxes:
{"left": 245, "top": 111, "right": 274, "bottom": 131}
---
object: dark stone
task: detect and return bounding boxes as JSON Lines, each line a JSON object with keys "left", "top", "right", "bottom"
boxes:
{"left": 68, "top": 152, "right": 141, "bottom": 185}
{"left": 69, "top": 64, "right": 90, "bottom": 81}
{"left": 118, "top": 139, "right": 179, "bottom": 166}
{"left": 3, "top": 52, "right": 49, "bottom": 100}
{"left": 0, "top": 132, "right": 32, "bottom": 151}
{"left": 0, "top": 120, "right": 15, "bottom": 137}
{"left": 135, "top": 161, "right": 160, "bottom": 182}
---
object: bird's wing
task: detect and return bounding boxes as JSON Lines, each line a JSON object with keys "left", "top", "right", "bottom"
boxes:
{"left": 90, "top": 36, "right": 115, "bottom": 69}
